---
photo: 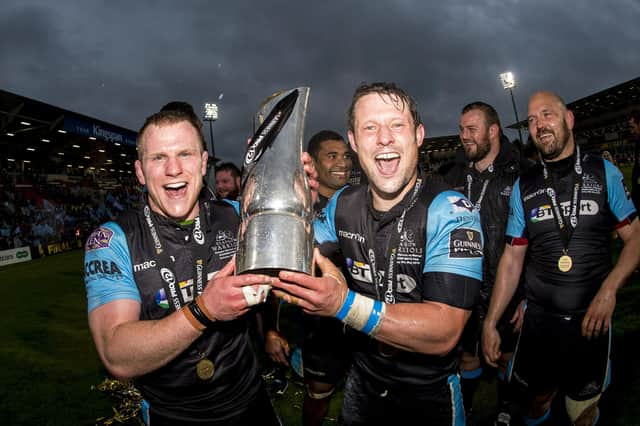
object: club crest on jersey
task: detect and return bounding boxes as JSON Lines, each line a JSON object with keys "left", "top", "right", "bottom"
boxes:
{"left": 86, "top": 227, "right": 113, "bottom": 251}
{"left": 448, "top": 196, "right": 474, "bottom": 213}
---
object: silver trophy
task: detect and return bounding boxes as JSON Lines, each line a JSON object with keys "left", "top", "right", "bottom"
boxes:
{"left": 236, "top": 87, "right": 314, "bottom": 276}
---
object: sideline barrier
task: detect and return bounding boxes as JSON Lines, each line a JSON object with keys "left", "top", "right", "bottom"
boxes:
{"left": 0, "top": 246, "right": 32, "bottom": 267}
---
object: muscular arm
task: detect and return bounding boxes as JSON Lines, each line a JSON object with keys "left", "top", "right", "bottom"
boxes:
{"left": 89, "top": 299, "right": 201, "bottom": 380}
{"left": 88, "top": 258, "right": 273, "bottom": 380}
{"left": 583, "top": 217, "right": 640, "bottom": 338}
{"left": 375, "top": 300, "right": 470, "bottom": 356}
{"left": 482, "top": 243, "right": 527, "bottom": 366}
{"left": 273, "top": 250, "right": 470, "bottom": 357}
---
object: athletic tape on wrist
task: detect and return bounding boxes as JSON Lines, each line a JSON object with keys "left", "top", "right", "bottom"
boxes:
{"left": 335, "top": 289, "right": 385, "bottom": 336}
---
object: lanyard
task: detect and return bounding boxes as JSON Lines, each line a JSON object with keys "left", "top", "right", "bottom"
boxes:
{"left": 143, "top": 202, "right": 210, "bottom": 312}
{"left": 466, "top": 163, "right": 493, "bottom": 212}
{"left": 540, "top": 145, "right": 583, "bottom": 254}
{"left": 367, "top": 178, "right": 422, "bottom": 304}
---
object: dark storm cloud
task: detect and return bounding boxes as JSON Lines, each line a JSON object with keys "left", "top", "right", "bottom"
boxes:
{"left": 1, "top": 0, "right": 639, "bottom": 164}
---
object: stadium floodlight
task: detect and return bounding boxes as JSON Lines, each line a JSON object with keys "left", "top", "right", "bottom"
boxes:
{"left": 499, "top": 71, "right": 524, "bottom": 143}
{"left": 203, "top": 102, "right": 219, "bottom": 190}
{"left": 204, "top": 103, "right": 219, "bottom": 121}
{"left": 499, "top": 72, "right": 516, "bottom": 90}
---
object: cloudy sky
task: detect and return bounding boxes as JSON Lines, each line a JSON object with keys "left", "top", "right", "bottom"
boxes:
{"left": 1, "top": 0, "right": 638, "bottom": 164}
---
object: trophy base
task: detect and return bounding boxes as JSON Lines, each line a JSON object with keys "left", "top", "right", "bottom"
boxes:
{"left": 236, "top": 212, "right": 313, "bottom": 276}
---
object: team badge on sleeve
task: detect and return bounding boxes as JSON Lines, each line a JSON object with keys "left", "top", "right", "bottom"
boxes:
{"left": 449, "top": 228, "right": 482, "bottom": 258}
{"left": 86, "top": 227, "right": 114, "bottom": 251}
{"left": 447, "top": 196, "right": 474, "bottom": 213}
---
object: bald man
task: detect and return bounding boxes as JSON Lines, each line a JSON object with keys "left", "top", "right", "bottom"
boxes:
{"left": 482, "top": 91, "right": 640, "bottom": 425}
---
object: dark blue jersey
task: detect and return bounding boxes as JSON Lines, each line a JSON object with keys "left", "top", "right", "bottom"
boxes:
{"left": 507, "top": 153, "right": 637, "bottom": 314}
{"left": 84, "top": 196, "right": 264, "bottom": 422}
{"left": 314, "top": 178, "right": 482, "bottom": 387}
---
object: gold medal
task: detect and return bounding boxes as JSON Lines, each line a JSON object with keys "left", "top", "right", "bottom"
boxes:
{"left": 196, "top": 358, "right": 215, "bottom": 381}
{"left": 558, "top": 255, "right": 573, "bottom": 272}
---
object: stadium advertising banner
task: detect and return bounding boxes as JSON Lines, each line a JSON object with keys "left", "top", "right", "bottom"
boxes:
{"left": 0, "top": 246, "right": 32, "bottom": 267}
{"left": 63, "top": 116, "right": 136, "bottom": 147}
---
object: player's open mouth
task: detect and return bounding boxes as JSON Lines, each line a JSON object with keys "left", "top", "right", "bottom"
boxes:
{"left": 164, "top": 182, "right": 188, "bottom": 197}
{"left": 375, "top": 152, "right": 400, "bottom": 175}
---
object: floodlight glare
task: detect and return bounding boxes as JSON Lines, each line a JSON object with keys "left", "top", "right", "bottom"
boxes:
{"left": 203, "top": 102, "right": 219, "bottom": 189}
{"left": 498, "top": 71, "right": 523, "bottom": 143}
{"left": 500, "top": 72, "right": 516, "bottom": 90}
{"left": 204, "top": 103, "right": 219, "bottom": 121}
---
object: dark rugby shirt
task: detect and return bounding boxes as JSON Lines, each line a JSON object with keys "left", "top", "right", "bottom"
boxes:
{"left": 314, "top": 178, "right": 482, "bottom": 388}
{"left": 507, "top": 152, "right": 637, "bottom": 314}
{"left": 84, "top": 195, "right": 262, "bottom": 422}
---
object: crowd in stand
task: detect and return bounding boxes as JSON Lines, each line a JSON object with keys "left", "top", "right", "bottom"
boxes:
{"left": 0, "top": 169, "right": 142, "bottom": 254}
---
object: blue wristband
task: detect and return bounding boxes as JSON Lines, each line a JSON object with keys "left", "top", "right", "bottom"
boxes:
{"left": 336, "top": 289, "right": 355, "bottom": 321}
{"left": 362, "top": 300, "right": 383, "bottom": 335}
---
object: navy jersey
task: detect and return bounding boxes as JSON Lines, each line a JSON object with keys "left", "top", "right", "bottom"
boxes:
{"left": 84, "top": 197, "right": 264, "bottom": 422}
{"left": 314, "top": 179, "right": 482, "bottom": 388}
{"left": 507, "top": 154, "right": 637, "bottom": 314}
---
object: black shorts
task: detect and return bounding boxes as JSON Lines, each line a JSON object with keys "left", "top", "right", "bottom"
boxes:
{"left": 339, "top": 364, "right": 465, "bottom": 425}
{"left": 508, "top": 303, "right": 611, "bottom": 401}
{"left": 146, "top": 383, "right": 280, "bottom": 426}
{"left": 459, "top": 297, "right": 521, "bottom": 357}
{"left": 302, "top": 313, "right": 350, "bottom": 385}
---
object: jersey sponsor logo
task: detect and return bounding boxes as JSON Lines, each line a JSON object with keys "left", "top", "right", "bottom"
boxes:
{"left": 530, "top": 200, "right": 599, "bottom": 223}
{"left": 338, "top": 229, "right": 366, "bottom": 244}
{"left": 345, "top": 258, "right": 375, "bottom": 284}
{"left": 160, "top": 267, "right": 175, "bottom": 285}
{"left": 345, "top": 258, "right": 416, "bottom": 294}
{"left": 155, "top": 288, "right": 170, "bottom": 309}
{"left": 396, "top": 273, "right": 417, "bottom": 294}
{"left": 85, "top": 227, "right": 113, "bottom": 251}
{"left": 581, "top": 173, "right": 603, "bottom": 195}
{"left": 133, "top": 260, "right": 157, "bottom": 272}
{"left": 449, "top": 228, "right": 482, "bottom": 258}
{"left": 213, "top": 229, "right": 236, "bottom": 259}
{"left": 448, "top": 196, "right": 474, "bottom": 213}
{"left": 193, "top": 216, "right": 205, "bottom": 245}
{"left": 530, "top": 204, "right": 553, "bottom": 222}
{"left": 85, "top": 259, "right": 123, "bottom": 277}
{"left": 523, "top": 188, "right": 547, "bottom": 202}
{"left": 178, "top": 279, "right": 195, "bottom": 302}
{"left": 155, "top": 278, "right": 196, "bottom": 309}
{"left": 398, "top": 229, "right": 423, "bottom": 265}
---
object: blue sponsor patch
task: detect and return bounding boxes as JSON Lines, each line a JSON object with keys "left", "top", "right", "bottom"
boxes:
{"left": 86, "top": 227, "right": 114, "bottom": 251}
{"left": 155, "top": 288, "right": 170, "bottom": 309}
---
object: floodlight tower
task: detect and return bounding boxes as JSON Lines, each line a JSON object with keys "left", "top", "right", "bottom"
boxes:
{"left": 499, "top": 72, "right": 524, "bottom": 144}
{"left": 203, "top": 102, "right": 218, "bottom": 190}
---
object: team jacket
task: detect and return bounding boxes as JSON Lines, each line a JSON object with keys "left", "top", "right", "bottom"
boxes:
{"left": 443, "top": 137, "right": 531, "bottom": 300}
{"left": 84, "top": 195, "right": 262, "bottom": 422}
{"left": 507, "top": 152, "right": 637, "bottom": 315}
{"left": 314, "top": 178, "right": 483, "bottom": 388}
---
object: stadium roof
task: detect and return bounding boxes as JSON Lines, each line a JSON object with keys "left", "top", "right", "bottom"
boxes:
{"left": 424, "top": 76, "right": 639, "bottom": 156}
{"left": 506, "top": 76, "right": 640, "bottom": 134}
{"left": 0, "top": 89, "right": 138, "bottom": 179}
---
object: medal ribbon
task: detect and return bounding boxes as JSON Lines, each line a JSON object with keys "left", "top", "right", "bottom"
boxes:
{"left": 143, "top": 200, "right": 209, "bottom": 312}
{"left": 540, "top": 145, "right": 583, "bottom": 257}
{"left": 367, "top": 178, "right": 422, "bottom": 304}
{"left": 466, "top": 163, "right": 493, "bottom": 212}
